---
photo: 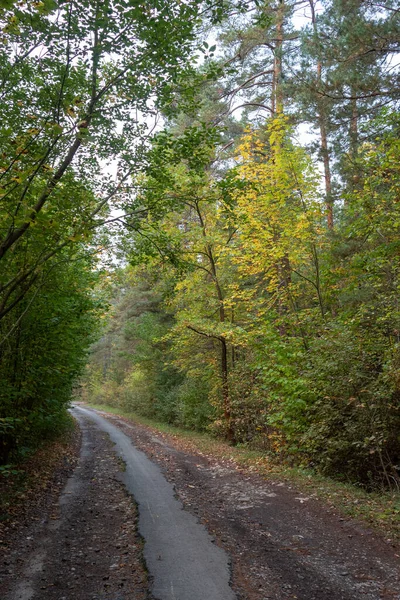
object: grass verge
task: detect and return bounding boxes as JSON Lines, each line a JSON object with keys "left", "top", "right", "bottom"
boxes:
{"left": 83, "top": 402, "right": 400, "bottom": 545}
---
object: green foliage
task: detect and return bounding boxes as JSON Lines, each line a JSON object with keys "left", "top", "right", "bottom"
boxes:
{"left": 299, "top": 325, "right": 400, "bottom": 486}
{"left": 80, "top": 265, "right": 218, "bottom": 433}
{"left": 106, "top": 107, "right": 400, "bottom": 489}
{"left": 5, "top": 0, "right": 397, "bottom": 491}
{"left": 0, "top": 0, "right": 219, "bottom": 463}
{"left": 174, "top": 375, "right": 215, "bottom": 431}
{"left": 121, "top": 368, "right": 156, "bottom": 417}
{"left": 294, "top": 116, "right": 400, "bottom": 485}
{"left": 0, "top": 245, "right": 102, "bottom": 462}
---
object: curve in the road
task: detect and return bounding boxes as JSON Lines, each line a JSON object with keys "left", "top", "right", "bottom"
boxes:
{"left": 72, "top": 406, "right": 236, "bottom": 600}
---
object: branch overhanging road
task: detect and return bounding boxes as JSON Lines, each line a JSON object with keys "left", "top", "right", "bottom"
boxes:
{"left": 73, "top": 406, "right": 236, "bottom": 600}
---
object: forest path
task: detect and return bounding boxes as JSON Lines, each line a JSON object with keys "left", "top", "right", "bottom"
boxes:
{"left": 73, "top": 406, "right": 235, "bottom": 600}
{"left": 81, "top": 406, "right": 400, "bottom": 600}
{"left": 2, "top": 405, "right": 400, "bottom": 600}
{"left": 1, "top": 410, "right": 149, "bottom": 600}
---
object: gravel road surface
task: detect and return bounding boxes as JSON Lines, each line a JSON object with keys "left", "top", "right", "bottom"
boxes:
{"left": 73, "top": 405, "right": 235, "bottom": 600}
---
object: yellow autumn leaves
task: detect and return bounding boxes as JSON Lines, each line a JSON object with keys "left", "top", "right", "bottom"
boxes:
{"left": 224, "top": 116, "right": 322, "bottom": 305}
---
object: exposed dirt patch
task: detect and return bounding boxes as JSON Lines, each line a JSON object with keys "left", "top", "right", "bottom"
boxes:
{"left": 0, "top": 415, "right": 149, "bottom": 600}
{"left": 0, "top": 421, "right": 81, "bottom": 549}
{"left": 100, "top": 411, "right": 400, "bottom": 600}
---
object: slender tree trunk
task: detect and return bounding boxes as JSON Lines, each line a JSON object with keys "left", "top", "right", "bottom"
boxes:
{"left": 319, "top": 111, "right": 334, "bottom": 229}
{"left": 349, "top": 93, "right": 359, "bottom": 159}
{"left": 231, "top": 308, "right": 236, "bottom": 367}
{"left": 273, "top": 0, "right": 284, "bottom": 115}
{"left": 12, "top": 321, "right": 21, "bottom": 388}
{"left": 309, "top": 0, "right": 334, "bottom": 230}
{"left": 220, "top": 336, "right": 234, "bottom": 443}
{"left": 208, "top": 248, "right": 235, "bottom": 443}
{"left": 195, "top": 201, "right": 235, "bottom": 442}
{"left": 276, "top": 252, "right": 291, "bottom": 336}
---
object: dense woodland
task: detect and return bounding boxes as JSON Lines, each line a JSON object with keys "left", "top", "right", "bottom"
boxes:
{"left": 1, "top": 0, "right": 399, "bottom": 489}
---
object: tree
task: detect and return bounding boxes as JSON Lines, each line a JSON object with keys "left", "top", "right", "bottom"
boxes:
{"left": 0, "top": 0, "right": 206, "bottom": 322}
{"left": 127, "top": 125, "right": 239, "bottom": 440}
{"left": 216, "top": 0, "right": 305, "bottom": 119}
{"left": 229, "top": 116, "right": 323, "bottom": 328}
{"left": 0, "top": 242, "right": 102, "bottom": 462}
{"left": 296, "top": 0, "right": 400, "bottom": 221}
{"left": 0, "top": 0, "right": 213, "bottom": 462}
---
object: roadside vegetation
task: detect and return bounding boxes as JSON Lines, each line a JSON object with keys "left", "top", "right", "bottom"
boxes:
{"left": 0, "top": 415, "right": 79, "bottom": 533}
{"left": 1, "top": 0, "right": 400, "bottom": 499}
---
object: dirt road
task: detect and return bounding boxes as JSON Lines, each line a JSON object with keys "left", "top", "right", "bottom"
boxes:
{"left": 1, "top": 406, "right": 400, "bottom": 600}
{"left": 73, "top": 406, "right": 235, "bottom": 600}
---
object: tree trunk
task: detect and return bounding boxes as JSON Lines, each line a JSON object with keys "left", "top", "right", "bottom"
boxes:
{"left": 195, "top": 200, "right": 235, "bottom": 443}
{"left": 273, "top": 0, "right": 284, "bottom": 115}
{"left": 309, "top": 0, "right": 334, "bottom": 230}
{"left": 349, "top": 93, "right": 359, "bottom": 159}
{"left": 220, "top": 336, "right": 235, "bottom": 443}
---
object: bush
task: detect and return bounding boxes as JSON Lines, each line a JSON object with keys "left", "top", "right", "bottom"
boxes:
{"left": 175, "top": 376, "right": 214, "bottom": 431}
{"left": 301, "top": 326, "right": 400, "bottom": 487}
{"left": 121, "top": 369, "right": 156, "bottom": 417}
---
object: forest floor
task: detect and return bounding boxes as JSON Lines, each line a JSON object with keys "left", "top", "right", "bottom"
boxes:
{"left": 1, "top": 404, "right": 400, "bottom": 600}
{"left": 0, "top": 415, "right": 149, "bottom": 600}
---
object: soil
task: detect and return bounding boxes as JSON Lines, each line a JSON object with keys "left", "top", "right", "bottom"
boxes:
{"left": 1, "top": 407, "right": 400, "bottom": 600}
{"left": 0, "top": 423, "right": 81, "bottom": 549}
{"left": 0, "top": 415, "right": 149, "bottom": 600}
{"left": 97, "top": 411, "right": 400, "bottom": 600}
